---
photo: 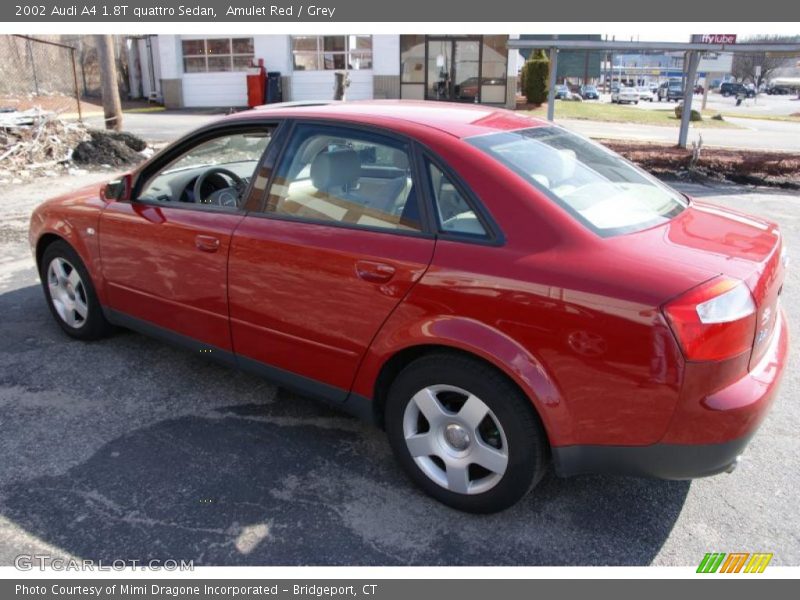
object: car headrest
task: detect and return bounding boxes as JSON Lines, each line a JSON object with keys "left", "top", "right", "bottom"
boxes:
{"left": 311, "top": 149, "right": 361, "bottom": 191}
{"left": 555, "top": 149, "right": 577, "bottom": 182}
{"left": 392, "top": 151, "right": 409, "bottom": 170}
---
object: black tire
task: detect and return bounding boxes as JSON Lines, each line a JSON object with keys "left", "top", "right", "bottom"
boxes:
{"left": 385, "top": 352, "right": 548, "bottom": 513}
{"left": 40, "top": 239, "right": 113, "bottom": 340}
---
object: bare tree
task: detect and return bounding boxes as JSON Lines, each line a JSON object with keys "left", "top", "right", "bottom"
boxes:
{"left": 732, "top": 34, "right": 800, "bottom": 87}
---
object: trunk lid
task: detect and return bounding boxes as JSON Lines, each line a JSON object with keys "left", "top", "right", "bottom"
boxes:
{"left": 611, "top": 199, "right": 785, "bottom": 367}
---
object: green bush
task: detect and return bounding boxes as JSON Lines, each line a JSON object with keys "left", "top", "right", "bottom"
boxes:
{"left": 523, "top": 49, "right": 549, "bottom": 105}
{"left": 674, "top": 104, "right": 703, "bottom": 122}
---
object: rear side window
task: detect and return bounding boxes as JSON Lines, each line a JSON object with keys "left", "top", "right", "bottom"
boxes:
{"left": 264, "top": 124, "right": 422, "bottom": 233}
{"left": 427, "top": 162, "right": 487, "bottom": 238}
{"left": 468, "top": 126, "right": 687, "bottom": 236}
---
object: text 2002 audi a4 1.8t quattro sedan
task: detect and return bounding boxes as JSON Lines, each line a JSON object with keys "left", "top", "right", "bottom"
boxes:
{"left": 29, "top": 101, "right": 788, "bottom": 513}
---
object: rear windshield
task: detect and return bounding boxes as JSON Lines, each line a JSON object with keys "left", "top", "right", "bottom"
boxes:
{"left": 467, "top": 127, "right": 687, "bottom": 236}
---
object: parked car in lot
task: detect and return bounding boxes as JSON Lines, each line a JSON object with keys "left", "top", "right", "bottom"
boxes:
{"left": 720, "top": 82, "right": 756, "bottom": 98}
{"left": 657, "top": 80, "right": 684, "bottom": 102}
{"left": 554, "top": 84, "right": 570, "bottom": 99}
{"left": 30, "top": 101, "right": 789, "bottom": 513}
{"left": 766, "top": 84, "right": 792, "bottom": 95}
{"left": 579, "top": 85, "right": 599, "bottom": 100}
{"left": 635, "top": 86, "right": 656, "bottom": 102}
{"left": 611, "top": 85, "right": 639, "bottom": 104}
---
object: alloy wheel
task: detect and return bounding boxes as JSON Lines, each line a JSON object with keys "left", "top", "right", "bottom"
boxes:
{"left": 402, "top": 384, "right": 509, "bottom": 495}
{"left": 47, "top": 257, "right": 89, "bottom": 329}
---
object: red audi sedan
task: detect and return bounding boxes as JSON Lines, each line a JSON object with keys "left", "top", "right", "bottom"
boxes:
{"left": 29, "top": 101, "right": 788, "bottom": 512}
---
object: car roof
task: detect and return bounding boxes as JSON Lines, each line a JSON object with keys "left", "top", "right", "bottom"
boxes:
{"left": 229, "top": 100, "right": 549, "bottom": 139}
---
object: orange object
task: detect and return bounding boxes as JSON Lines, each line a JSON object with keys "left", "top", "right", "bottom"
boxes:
{"left": 246, "top": 59, "right": 266, "bottom": 107}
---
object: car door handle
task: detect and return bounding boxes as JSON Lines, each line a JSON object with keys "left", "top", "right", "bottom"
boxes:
{"left": 195, "top": 235, "right": 220, "bottom": 252}
{"left": 355, "top": 260, "right": 396, "bottom": 284}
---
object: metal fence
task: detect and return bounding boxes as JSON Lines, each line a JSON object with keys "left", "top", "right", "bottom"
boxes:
{"left": 0, "top": 35, "right": 103, "bottom": 120}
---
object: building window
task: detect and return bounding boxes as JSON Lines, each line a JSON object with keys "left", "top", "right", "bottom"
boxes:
{"left": 400, "top": 35, "right": 426, "bottom": 83}
{"left": 480, "top": 35, "right": 508, "bottom": 83}
{"left": 182, "top": 38, "right": 255, "bottom": 73}
{"left": 291, "top": 36, "right": 373, "bottom": 71}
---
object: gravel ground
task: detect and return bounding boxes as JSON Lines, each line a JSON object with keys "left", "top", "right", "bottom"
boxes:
{"left": 0, "top": 173, "right": 798, "bottom": 566}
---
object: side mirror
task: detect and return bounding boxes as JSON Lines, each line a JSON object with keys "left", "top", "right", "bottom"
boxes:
{"left": 103, "top": 174, "right": 132, "bottom": 202}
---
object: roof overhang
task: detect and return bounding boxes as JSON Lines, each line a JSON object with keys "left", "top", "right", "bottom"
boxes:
{"left": 507, "top": 39, "right": 800, "bottom": 54}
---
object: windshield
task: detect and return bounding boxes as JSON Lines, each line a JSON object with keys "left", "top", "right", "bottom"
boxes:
{"left": 467, "top": 127, "right": 688, "bottom": 236}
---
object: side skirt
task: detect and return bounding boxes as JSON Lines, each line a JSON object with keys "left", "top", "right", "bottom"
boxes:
{"left": 104, "top": 308, "right": 376, "bottom": 424}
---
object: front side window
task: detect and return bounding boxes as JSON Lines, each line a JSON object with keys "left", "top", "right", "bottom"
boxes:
{"left": 264, "top": 125, "right": 421, "bottom": 232}
{"left": 138, "top": 130, "right": 272, "bottom": 209}
{"left": 292, "top": 36, "right": 373, "bottom": 71}
{"left": 182, "top": 38, "right": 255, "bottom": 73}
{"left": 468, "top": 127, "right": 687, "bottom": 236}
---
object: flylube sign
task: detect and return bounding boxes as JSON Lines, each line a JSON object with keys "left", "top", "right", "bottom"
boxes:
{"left": 692, "top": 34, "right": 738, "bottom": 44}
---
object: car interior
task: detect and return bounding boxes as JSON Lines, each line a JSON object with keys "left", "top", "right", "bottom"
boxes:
{"left": 268, "top": 133, "right": 422, "bottom": 231}
{"left": 134, "top": 125, "right": 486, "bottom": 237}
{"left": 137, "top": 130, "right": 273, "bottom": 208}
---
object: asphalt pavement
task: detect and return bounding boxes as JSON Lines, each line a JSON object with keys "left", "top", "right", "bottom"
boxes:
{"left": 0, "top": 175, "right": 798, "bottom": 566}
{"left": 85, "top": 111, "right": 219, "bottom": 144}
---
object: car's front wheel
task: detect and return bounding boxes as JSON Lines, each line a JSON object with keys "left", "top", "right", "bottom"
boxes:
{"left": 40, "top": 240, "right": 113, "bottom": 340}
{"left": 385, "top": 352, "right": 548, "bottom": 513}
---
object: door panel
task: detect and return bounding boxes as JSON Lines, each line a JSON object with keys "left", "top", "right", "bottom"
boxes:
{"left": 426, "top": 40, "right": 452, "bottom": 100}
{"left": 453, "top": 40, "right": 481, "bottom": 102}
{"left": 228, "top": 218, "right": 434, "bottom": 391}
{"left": 99, "top": 202, "right": 244, "bottom": 350}
{"left": 426, "top": 39, "right": 482, "bottom": 102}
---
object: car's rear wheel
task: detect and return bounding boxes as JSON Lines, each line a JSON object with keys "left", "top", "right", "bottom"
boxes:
{"left": 40, "top": 240, "right": 112, "bottom": 340}
{"left": 385, "top": 352, "right": 548, "bottom": 513}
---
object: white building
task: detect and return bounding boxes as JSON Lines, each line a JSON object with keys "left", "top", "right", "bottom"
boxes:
{"left": 127, "top": 35, "right": 519, "bottom": 109}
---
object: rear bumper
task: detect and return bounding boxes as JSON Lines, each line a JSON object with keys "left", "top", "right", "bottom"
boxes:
{"left": 553, "top": 309, "right": 788, "bottom": 480}
{"left": 553, "top": 435, "right": 752, "bottom": 479}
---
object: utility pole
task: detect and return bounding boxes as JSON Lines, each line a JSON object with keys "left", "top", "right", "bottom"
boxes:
{"left": 96, "top": 34, "right": 123, "bottom": 131}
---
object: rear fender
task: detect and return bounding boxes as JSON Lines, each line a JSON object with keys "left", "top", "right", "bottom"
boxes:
{"left": 352, "top": 312, "right": 573, "bottom": 445}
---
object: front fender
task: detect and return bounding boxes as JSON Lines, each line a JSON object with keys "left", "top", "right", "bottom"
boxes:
{"left": 352, "top": 308, "right": 573, "bottom": 446}
{"left": 30, "top": 190, "right": 107, "bottom": 303}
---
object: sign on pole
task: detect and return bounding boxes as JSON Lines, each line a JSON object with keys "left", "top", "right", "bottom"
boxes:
{"left": 691, "top": 34, "right": 738, "bottom": 44}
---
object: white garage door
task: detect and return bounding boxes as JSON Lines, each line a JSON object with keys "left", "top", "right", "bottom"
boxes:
{"left": 291, "top": 70, "right": 374, "bottom": 102}
{"left": 182, "top": 72, "right": 249, "bottom": 107}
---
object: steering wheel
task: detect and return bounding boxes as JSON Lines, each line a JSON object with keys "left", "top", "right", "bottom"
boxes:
{"left": 193, "top": 167, "right": 244, "bottom": 206}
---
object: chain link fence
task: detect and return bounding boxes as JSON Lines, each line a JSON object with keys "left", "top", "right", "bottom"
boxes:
{"left": 0, "top": 35, "right": 105, "bottom": 119}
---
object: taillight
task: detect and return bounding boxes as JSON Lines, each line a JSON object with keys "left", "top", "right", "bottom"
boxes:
{"left": 664, "top": 277, "right": 757, "bottom": 361}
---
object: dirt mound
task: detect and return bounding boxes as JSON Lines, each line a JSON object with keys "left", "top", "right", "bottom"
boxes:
{"left": 601, "top": 139, "right": 800, "bottom": 189}
{"left": 72, "top": 129, "right": 147, "bottom": 166}
{"left": 1, "top": 111, "right": 150, "bottom": 183}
